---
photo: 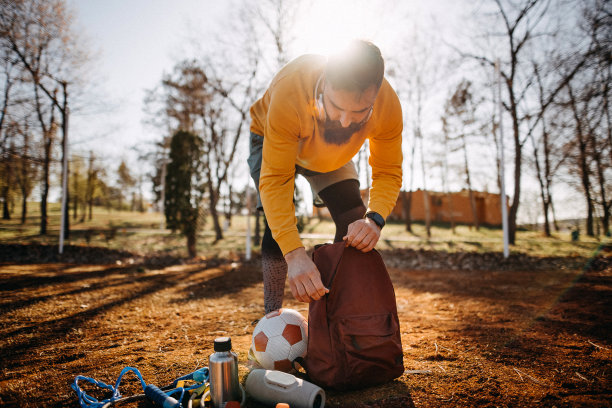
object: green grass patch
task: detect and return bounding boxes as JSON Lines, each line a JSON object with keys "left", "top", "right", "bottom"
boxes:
{"left": 0, "top": 204, "right": 604, "bottom": 259}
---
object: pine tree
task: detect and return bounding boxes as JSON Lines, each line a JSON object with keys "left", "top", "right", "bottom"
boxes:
{"left": 164, "top": 130, "right": 204, "bottom": 257}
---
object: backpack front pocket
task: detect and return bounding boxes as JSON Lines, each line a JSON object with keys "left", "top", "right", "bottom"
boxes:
{"left": 335, "top": 313, "right": 403, "bottom": 388}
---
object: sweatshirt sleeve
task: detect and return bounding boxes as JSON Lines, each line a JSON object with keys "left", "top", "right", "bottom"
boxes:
{"left": 259, "top": 87, "right": 304, "bottom": 256}
{"left": 367, "top": 86, "right": 403, "bottom": 219}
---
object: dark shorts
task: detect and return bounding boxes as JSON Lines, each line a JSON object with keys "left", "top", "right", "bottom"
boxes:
{"left": 247, "top": 132, "right": 359, "bottom": 210}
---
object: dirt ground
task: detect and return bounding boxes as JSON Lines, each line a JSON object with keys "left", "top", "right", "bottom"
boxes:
{"left": 0, "top": 243, "right": 610, "bottom": 408}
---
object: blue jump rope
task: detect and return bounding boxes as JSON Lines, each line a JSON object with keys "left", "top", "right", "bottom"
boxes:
{"left": 71, "top": 366, "right": 209, "bottom": 408}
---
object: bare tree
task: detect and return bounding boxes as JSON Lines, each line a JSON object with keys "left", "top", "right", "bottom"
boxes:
{"left": 457, "top": 0, "right": 592, "bottom": 243}
{"left": 2, "top": 0, "right": 88, "bottom": 238}
{"left": 443, "top": 80, "right": 481, "bottom": 230}
{"left": 390, "top": 21, "right": 445, "bottom": 237}
{"left": 14, "top": 117, "right": 37, "bottom": 224}
{"left": 527, "top": 62, "right": 571, "bottom": 236}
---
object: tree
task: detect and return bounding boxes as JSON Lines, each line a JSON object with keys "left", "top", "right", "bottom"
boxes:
{"left": 116, "top": 160, "right": 135, "bottom": 210}
{"left": 1, "top": 0, "right": 88, "bottom": 238}
{"left": 555, "top": 0, "right": 611, "bottom": 236}
{"left": 85, "top": 150, "right": 101, "bottom": 220}
{"left": 14, "top": 118, "right": 37, "bottom": 224}
{"left": 390, "top": 17, "right": 447, "bottom": 236}
{"left": 527, "top": 63, "right": 570, "bottom": 236}
{"left": 458, "top": 0, "right": 589, "bottom": 243}
{"left": 442, "top": 80, "right": 481, "bottom": 230}
{"left": 165, "top": 130, "right": 204, "bottom": 258}
{"left": 0, "top": 127, "right": 15, "bottom": 219}
{"left": 70, "top": 155, "right": 88, "bottom": 221}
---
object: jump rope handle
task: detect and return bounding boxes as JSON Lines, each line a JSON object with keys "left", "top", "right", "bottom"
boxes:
{"left": 145, "top": 384, "right": 180, "bottom": 408}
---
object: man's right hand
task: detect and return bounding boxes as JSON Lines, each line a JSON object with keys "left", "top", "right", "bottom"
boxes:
{"left": 284, "top": 247, "right": 329, "bottom": 303}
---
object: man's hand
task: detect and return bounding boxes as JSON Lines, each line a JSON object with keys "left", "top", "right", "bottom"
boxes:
{"left": 285, "top": 247, "right": 329, "bottom": 303}
{"left": 343, "top": 218, "right": 381, "bottom": 252}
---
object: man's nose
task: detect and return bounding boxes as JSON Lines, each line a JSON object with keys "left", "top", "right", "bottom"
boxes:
{"left": 339, "top": 112, "right": 351, "bottom": 128}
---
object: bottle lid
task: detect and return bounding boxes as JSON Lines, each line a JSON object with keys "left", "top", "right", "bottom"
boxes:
{"left": 214, "top": 336, "right": 232, "bottom": 352}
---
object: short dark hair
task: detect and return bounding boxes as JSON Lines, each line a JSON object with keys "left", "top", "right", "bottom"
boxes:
{"left": 325, "top": 40, "right": 385, "bottom": 93}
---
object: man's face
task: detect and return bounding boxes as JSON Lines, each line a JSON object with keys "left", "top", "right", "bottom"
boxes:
{"left": 321, "top": 83, "right": 377, "bottom": 145}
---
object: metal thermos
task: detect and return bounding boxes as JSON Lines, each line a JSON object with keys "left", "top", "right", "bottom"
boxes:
{"left": 209, "top": 336, "right": 241, "bottom": 408}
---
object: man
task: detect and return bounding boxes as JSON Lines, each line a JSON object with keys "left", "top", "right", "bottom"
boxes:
{"left": 248, "top": 40, "right": 402, "bottom": 313}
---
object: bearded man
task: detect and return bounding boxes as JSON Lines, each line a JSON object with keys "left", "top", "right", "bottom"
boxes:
{"left": 248, "top": 40, "right": 403, "bottom": 313}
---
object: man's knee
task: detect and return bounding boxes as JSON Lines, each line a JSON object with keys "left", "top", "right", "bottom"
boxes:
{"left": 318, "top": 179, "right": 366, "bottom": 214}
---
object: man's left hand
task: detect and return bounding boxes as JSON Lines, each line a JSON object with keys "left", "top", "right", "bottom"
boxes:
{"left": 343, "top": 218, "right": 381, "bottom": 252}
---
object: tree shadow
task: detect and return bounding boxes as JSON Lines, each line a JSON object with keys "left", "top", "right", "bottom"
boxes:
{"left": 324, "top": 380, "right": 415, "bottom": 408}
{"left": 388, "top": 250, "right": 611, "bottom": 352}
{"left": 0, "top": 266, "right": 194, "bottom": 369}
{"left": 171, "top": 261, "right": 263, "bottom": 303}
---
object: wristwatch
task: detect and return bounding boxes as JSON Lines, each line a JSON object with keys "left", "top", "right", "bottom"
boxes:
{"left": 365, "top": 211, "right": 385, "bottom": 230}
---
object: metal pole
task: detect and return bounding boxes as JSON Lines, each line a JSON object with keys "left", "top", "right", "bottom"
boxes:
{"left": 246, "top": 185, "right": 252, "bottom": 261}
{"left": 496, "top": 59, "right": 510, "bottom": 258}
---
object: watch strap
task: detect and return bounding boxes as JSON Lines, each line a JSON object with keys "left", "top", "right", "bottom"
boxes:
{"left": 365, "top": 211, "right": 385, "bottom": 229}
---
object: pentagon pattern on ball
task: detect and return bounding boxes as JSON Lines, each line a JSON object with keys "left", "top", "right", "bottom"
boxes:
{"left": 250, "top": 308, "right": 308, "bottom": 372}
{"left": 253, "top": 331, "right": 268, "bottom": 352}
{"left": 282, "top": 324, "right": 302, "bottom": 346}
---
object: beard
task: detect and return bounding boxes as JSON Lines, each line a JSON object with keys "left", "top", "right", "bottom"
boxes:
{"left": 322, "top": 120, "right": 363, "bottom": 145}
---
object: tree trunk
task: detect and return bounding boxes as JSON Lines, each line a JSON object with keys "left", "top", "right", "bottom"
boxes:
{"left": 423, "top": 189, "right": 431, "bottom": 238}
{"left": 593, "top": 134, "right": 610, "bottom": 235}
{"left": 87, "top": 151, "right": 95, "bottom": 221}
{"left": 21, "top": 193, "right": 27, "bottom": 224}
{"left": 550, "top": 200, "right": 560, "bottom": 232}
{"left": 208, "top": 179, "right": 223, "bottom": 241}
{"left": 568, "top": 85, "right": 595, "bottom": 236}
{"left": 187, "top": 231, "right": 197, "bottom": 258}
{"left": 418, "top": 128, "right": 431, "bottom": 238}
{"left": 40, "top": 137, "right": 52, "bottom": 235}
{"left": 2, "top": 187, "right": 10, "bottom": 220}
{"left": 531, "top": 135, "right": 551, "bottom": 236}
{"left": 405, "top": 135, "right": 417, "bottom": 233}
{"left": 64, "top": 189, "right": 70, "bottom": 239}
{"left": 508, "top": 89, "right": 522, "bottom": 245}
{"left": 73, "top": 167, "right": 78, "bottom": 221}
{"left": 402, "top": 191, "right": 413, "bottom": 233}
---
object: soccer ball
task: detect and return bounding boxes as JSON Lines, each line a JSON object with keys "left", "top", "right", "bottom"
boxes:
{"left": 250, "top": 308, "right": 308, "bottom": 372}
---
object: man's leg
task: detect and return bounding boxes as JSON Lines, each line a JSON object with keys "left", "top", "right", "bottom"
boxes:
{"left": 247, "top": 131, "right": 287, "bottom": 313}
{"left": 317, "top": 179, "right": 367, "bottom": 242}
{"left": 261, "top": 218, "right": 287, "bottom": 314}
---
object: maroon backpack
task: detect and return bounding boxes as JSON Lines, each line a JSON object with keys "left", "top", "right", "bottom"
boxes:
{"left": 301, "top": 242, "right": 404, "bottom": 390}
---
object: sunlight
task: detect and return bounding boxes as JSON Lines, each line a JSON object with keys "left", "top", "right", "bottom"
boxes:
{"left": 293, "top": 0, "right": 401, "bottom": 57}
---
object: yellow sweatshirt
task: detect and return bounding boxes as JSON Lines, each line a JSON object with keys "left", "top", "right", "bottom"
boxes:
{"left": 250, "top": 54, "right": 403, "bottom": 255}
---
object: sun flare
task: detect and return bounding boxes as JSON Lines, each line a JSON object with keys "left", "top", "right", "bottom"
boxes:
{"left": 293, "top": 0, "right": 397, "bottom": 57}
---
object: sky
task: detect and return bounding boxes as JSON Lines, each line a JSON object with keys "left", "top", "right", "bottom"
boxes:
{"left": 66, "top": 0, "right": 460, "bottom": 202}
{"left": 67, "top": 0, "right": 227, "bottom": 159}
{"left": 68, "top": 0, "right": 459, "bottom": 159}
{"left": 64, "top": 0, "right": 582, "bottom": 223}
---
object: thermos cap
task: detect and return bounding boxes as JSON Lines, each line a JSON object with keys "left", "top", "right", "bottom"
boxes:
{"left": 214, "top": 336, "right": 232, "bottom": 352}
